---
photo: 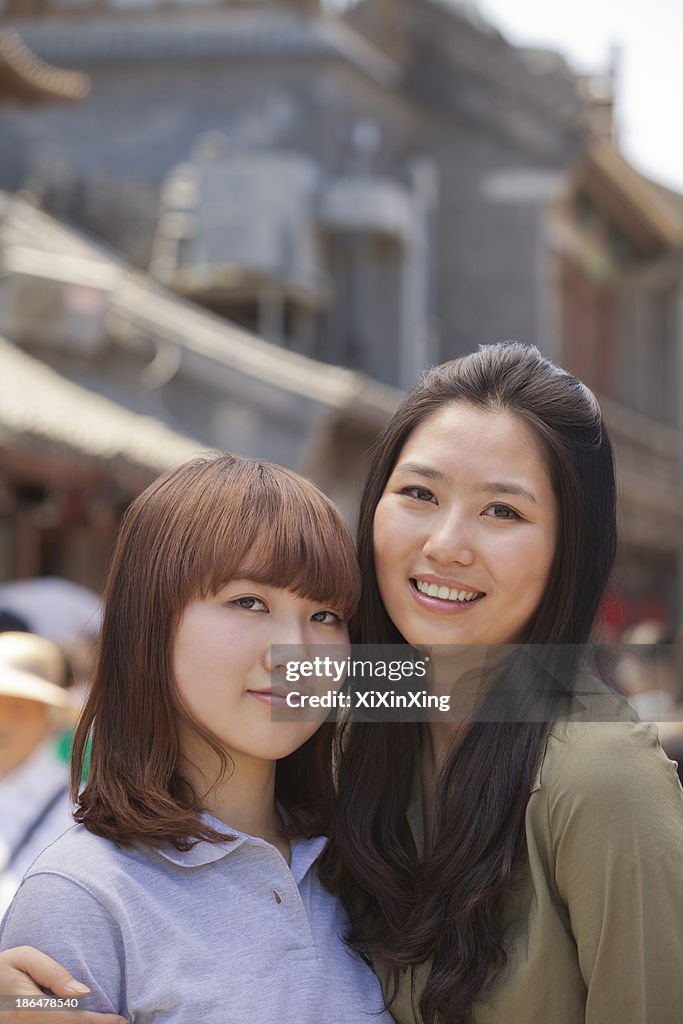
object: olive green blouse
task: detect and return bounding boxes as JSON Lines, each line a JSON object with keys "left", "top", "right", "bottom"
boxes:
{"left": 372, "top": 691, "right": 683, "bottom": 1024}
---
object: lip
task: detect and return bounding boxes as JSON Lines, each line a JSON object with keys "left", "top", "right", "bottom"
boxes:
{"left": 246, "top": 689, "right": 296, "bottom": 708}
{"left": 408, "top": 577, "right": 485, "bottom": 614}
{"left": 411, "top": 573, "right": 486, "bottom": 593}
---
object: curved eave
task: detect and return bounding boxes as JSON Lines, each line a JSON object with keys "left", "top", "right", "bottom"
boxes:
{"left": 577, "top": 142, "right": 683, "bottom": 254}
{"left": 0, "top": 29, "right": 89, "bottom": 105}
{"left": 3, "top": 13, "right": 398, "bottom": 90}
{"left": 0, "top": 335, "right": 202, "bottom": 486}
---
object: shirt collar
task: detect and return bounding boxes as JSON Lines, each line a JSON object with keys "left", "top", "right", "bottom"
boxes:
{"left": 153, "top": 813, "right": 245, "bottom": 867}
{"left": 154, "top": 811, "right": 327, "bottom": 878}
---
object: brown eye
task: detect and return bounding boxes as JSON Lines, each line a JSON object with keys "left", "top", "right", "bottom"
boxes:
{"left": 483, "top": 504, "right": 521, "bottom": 520}
{"left": 232, "top": 596, "right": 268, "bottom": 611}
{"left": 311, "top": 610, "right": 343, "bottom": 625}
{"left": 400, "top": 486, "right": 436, "bottom": 503}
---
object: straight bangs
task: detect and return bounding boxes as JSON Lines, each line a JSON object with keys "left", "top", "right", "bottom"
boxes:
{"left": 71, "top": 452, "right": 357, "bottom": 849}
{"left": 184, "top": 457, "right": 361, "bottom": 622}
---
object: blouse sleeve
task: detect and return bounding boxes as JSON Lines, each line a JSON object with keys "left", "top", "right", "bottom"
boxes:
{"left": 547, "top": 721, "right": 683, "bottom": 1024}
{"left": 0, "top": 871, "right": 126, "bottom": 1017}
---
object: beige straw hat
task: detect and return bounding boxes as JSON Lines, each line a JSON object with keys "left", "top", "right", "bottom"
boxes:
{"left": 0, "top": 632, "right": 79, "bottom": 719}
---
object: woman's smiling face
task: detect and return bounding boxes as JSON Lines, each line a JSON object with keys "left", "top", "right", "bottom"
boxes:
{"left": 373, "top": 402, "right": 558, "bottom": 648}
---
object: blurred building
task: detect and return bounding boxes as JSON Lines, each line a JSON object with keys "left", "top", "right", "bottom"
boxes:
{"left": 544, "top": 141, "right": 683, "bottom": 627}
{"left": 0, "top": 0, "right": 682, "bottom": 615}
{"left": 0, "top": 330, "right": 201, "bottom": 588}
{"left": 0, "top": 31, "right": 397, "bottom": 588}
{"left": 0, "top": 27, "right": 88, "bottom": 106}
{"left": 0, "top": 190, "right": 399, "bottom": 590}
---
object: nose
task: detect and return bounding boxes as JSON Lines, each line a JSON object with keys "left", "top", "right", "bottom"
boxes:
{"left": 264, "top": 623, "right": 310, "bottom": 674}
{"left": 422, "top": 509, "right": 475, "bottom": 567}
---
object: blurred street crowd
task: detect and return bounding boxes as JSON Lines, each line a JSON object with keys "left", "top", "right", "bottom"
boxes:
{"left": 0, "top": 577, "right": 99, "bottom": 917}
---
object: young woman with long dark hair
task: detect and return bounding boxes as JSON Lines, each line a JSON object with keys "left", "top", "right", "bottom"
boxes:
{"left": 321, "top": 341, "right": 683, "bottom": 1023}
{"left": 2, "top": 343, "right": 683, "bottom": 1024}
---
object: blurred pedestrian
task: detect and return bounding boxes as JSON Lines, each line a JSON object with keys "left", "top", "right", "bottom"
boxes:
{"left": 615, "top": 621, "right": 682, "bottom": 718}
{"left": 0, "top": 611, "right": 30, "bottom": 634}
{"left": 622, "top": 621, "right": 683, "bottom": 785}
{"left": 0, "top": 578, "right": 101, "bottom": 648}
{"left": 0, "top": 632, "right": 78, "bottom": 917}
{"left": 0, "top": 577, "right": 101, "bottom": 697}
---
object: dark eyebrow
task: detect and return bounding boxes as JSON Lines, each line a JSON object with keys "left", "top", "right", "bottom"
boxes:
{"left": 394, "top": 464, "right": 537, "bottom": 504}
{"left": 478, "top": 482, "right": 537, "bottom": 504}
{"left": 393, "top": 462, "right": 449, "bottom": 483}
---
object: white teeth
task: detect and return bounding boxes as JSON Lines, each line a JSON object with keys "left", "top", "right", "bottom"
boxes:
{"left": 414, "top": 580, "right": 482, "bottom": 602}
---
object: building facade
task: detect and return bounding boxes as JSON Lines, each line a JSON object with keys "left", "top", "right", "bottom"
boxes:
{"left": 1, "top": 0, "right": 682, "bottom": 618}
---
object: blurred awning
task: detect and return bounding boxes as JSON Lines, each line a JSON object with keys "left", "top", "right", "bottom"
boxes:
{"left": 578, "top": 141, "right": 683, "bottom": 254}
{"left": 0, "top": 29, "right": 89, "bottom": 105}
{"left": 0, "top": 334, "right": 202, "bottom": 486}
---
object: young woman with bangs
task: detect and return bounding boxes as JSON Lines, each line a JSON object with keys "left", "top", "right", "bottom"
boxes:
{"left": 0, "top": 453, "right": 393, "bottom": 1024}
{"left": 3, "top": 342, "right": 683, "bottom": 1024}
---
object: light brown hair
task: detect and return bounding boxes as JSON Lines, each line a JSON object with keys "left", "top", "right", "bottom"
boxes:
{"left": 71, "top": 452, "right": 360, "bottom": 848}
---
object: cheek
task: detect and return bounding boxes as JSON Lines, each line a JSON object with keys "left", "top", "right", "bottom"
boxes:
{"left": 373, "top": 501, "right": 408, "bottom": 578}
{"left": 172, "top": 617, "right": 231, "bottom": 700}
{"left": 506, "top": 529, "right": 556, "bottom": 604}
{"left": 533, "top": 518, "right": 558, "bottom": 588}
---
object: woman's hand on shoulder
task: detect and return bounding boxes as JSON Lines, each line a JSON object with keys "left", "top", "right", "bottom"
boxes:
{"left": 0, "top": 947, "right": 126, "bottom": 1024}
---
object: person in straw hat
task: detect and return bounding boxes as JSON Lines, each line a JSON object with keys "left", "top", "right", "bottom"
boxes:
{"left": 0, "top": 632, "right": 79, "bottom": 917}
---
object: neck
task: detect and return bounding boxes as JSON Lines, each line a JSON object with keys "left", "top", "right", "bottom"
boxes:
{"left": 179, "top": 728, "right": 288, "bottom": 860}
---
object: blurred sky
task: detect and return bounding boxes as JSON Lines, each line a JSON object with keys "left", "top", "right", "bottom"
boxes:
{"left": 477, "top": 0, "right": 683, "bottom": 194}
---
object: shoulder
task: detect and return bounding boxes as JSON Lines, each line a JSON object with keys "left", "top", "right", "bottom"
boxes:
{"left": 533, "top": 718, "right": 683, "bottom": 845}
{"left": 543, "top": 719, "right": 672, "bottom": 789}
{"left": 0, "top": 836, "right": 127, "bottom": 1016}
{"left": 27, "top": 823, "right": 116, "bottom": 871}
{"left": 2, "top": 827, "right": 154, "bottom": 944}
{"left": 528, "top": 675, "right": 683, "bottom": 827}
{"left": 24, "top": 824, "right": 153, "bottom": 896}
{"left": 1, "top": 832, "right": 124, "bottom": 954}
{"left": 533, "top": 673, "right": 668, "bottom": 793}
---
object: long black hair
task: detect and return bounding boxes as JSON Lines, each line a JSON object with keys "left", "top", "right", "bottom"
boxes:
{"left": 320, "top": 342, "right": 617, "bottom": 1023}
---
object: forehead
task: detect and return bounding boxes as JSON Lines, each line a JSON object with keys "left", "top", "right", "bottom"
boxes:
{"left": 396, "top": 403, "right": 552, "bottom": 486}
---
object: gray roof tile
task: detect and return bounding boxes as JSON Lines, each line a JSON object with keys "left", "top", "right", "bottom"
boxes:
{"left": 0, "top": 334, "right": 202, "bottom": 478}
{"left": 9, "top": 11, "right": 398, "bottom": 86}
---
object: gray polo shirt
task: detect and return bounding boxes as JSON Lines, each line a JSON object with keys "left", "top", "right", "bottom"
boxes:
{"left": 0, "top": 815, "right": 394, "bottom": 1024}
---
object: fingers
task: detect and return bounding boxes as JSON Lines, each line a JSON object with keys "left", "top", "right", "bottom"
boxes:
{"left": 0, "top": 948, "right": 127, "bottom": 1022}
{"left": 0, "top": 947, "right": 90, "bottom": 997}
